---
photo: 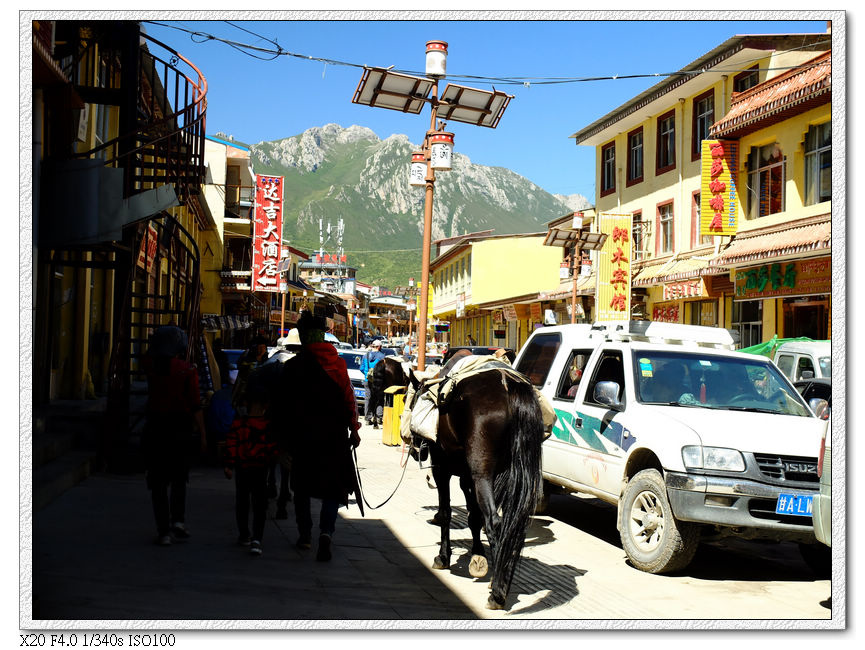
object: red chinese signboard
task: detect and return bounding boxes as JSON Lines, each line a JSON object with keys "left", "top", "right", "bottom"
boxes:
{"left": 252, "top": 175, "right": 284, "bottom": 293}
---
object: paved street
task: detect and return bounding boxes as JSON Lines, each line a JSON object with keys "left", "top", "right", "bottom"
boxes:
{"left": 28, "top": 420, "right": 835, "bottom": 629}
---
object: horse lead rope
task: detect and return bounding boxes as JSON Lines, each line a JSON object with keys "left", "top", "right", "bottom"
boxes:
{"left": 352, "top": 443, "right": 411, "bottom": 511}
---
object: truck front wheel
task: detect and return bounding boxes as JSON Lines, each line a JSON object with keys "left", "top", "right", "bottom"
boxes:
{"left": 619, "top": 469, "right": 699, "bottom": 574}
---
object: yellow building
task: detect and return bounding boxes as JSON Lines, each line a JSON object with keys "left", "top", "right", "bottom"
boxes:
{"left": 570, "top": 32, "right": 832, "bottom": 345}
{"left": 32, "top": 21, "right": 214, "bottom": 457}
{"left": 431, "top": 231, "right": 562, "bottom": 351}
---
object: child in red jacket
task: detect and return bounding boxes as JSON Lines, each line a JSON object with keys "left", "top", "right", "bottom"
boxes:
{"left": 224, "top": 385, "right": 277, "bottom": 556}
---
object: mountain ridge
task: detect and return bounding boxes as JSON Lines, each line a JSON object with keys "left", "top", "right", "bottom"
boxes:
{"left": 246, "top": 124, "right": 591, "bottom": 288}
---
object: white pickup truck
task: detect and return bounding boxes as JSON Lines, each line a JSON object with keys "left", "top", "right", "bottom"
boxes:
{"left": 514, "top": 320, "right": 829, "bottom": 574}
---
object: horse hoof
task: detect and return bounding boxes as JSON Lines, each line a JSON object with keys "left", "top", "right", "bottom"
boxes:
{"left": 432, "top": 557, "right": 448, "bottom": 570}
{"left": 468, "top": 555, "right": 488, "bottom": 578}
{"left": 486, "top": 595, "right": 506, "bottom": 610}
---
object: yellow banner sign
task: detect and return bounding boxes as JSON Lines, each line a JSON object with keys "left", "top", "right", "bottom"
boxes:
{"left": 596, "top": 213, "right": 632, "bottom": 321}
{"left": 700, "top": 140, "right": 739, "bottom": 237}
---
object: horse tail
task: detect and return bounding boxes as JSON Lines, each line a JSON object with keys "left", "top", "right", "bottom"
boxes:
{"left": 492, "top": 376, "right": 544, "bottom": 598}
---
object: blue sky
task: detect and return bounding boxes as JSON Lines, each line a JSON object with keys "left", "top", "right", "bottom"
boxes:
{"left": 143, "top": 17, "right": 829, "bottom": 201}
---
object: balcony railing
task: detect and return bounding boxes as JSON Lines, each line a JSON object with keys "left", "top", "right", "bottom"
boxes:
{"left": 69, "top": 29, "right": 207, "bottom": 205}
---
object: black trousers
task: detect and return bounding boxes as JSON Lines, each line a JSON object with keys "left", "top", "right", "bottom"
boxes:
{"left": 235, "top": 465, "right": 269, "bottom": 542}
{"left": 148, "top": 463, "right": 188, "bottom": 536}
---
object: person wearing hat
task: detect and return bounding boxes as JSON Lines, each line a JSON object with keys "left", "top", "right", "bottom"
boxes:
{"left": 360, "top": 339, "right": 386, "bottom": 427}
{"left": 272, "top": 310, "right": 362, "bottom": 561}
{"left": 142, "top": 325, "right": 207, "bottom": 546}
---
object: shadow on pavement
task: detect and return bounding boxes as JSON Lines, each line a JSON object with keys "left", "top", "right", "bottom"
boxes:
{"left": 31, "top": 464, "right": 479, "bottom": 622}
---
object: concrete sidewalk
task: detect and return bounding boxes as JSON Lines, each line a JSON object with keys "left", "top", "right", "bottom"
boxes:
{"left": 28, "top": 421, "right": 517, "bottom": 626}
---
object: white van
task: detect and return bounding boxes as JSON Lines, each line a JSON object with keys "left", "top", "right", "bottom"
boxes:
{"left": 773, "top": 340, "right": 831, "bottom": 381}
{"left": 514, "top": 320, "right": 828, "bottom": 574}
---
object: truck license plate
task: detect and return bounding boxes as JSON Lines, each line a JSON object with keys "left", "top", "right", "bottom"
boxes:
{"left": 775, "top": 493, "right": 813, "bottom": 517}
{"left": 354, "top": 388, "right": 365, "bottom": 398}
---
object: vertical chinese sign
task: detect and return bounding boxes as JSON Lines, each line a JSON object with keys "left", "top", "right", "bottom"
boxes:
{"left": 596, "top": 213, "right": 632, "bottom": 321}
{"left": 700, "top": 139, "right": 739, "bottom": 237}
{"left": 252, "top": 175, "right": 283, "bottom": 293}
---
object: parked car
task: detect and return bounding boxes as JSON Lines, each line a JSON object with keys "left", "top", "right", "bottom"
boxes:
{"left": 338, "top": 349, "right": 368, "bottom": 416}
{"left": 773, "top": 340, "right": 831, "bottom": 381}
{"left": 812, "top": 417, "right": 832, "bottom": 547}
{"left": 515, "top": 320, "right": 829, "bottom": 574}
{"left": 441, "top": 346, "right": 516, "bottom": 365}
{"left": 800, "top": 415, "right": 832, "bottom": 576}
{"left": 794, "top": 377, "right": 832, "bottom": 417}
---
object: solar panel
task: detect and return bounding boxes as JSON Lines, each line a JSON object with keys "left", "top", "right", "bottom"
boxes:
{"left": 352, "top": 67, "right": 434, "bottom": 114}
{"left": 438, "top": 84, "right": 513, "bottom": 128}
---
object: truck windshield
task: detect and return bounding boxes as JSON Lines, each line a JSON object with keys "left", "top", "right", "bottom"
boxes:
{"left": 632, "top": 350, "right": 811, "bottom": 417}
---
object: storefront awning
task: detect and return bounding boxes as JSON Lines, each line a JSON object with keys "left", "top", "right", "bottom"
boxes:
{"left": 632, "top": 257, "right": 721, "bottom": 286}
{"left": 201, "top": 315, "right": 252, "bottom": 331}
{"left": 538, "top": 272, "right": 597, "bottom": 300}
{"left": 711, "top": 218, "right": 831, "bottom": 267}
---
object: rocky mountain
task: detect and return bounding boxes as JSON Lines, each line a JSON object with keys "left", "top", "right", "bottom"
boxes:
{"left": 249, "top": 124, "right": 591, "bottom": 288}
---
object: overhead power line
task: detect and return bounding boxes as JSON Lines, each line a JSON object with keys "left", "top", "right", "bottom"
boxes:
{"left": 144, "top": 20, "right": 831, "bottom": 89}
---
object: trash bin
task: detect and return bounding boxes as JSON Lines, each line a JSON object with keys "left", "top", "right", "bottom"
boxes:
{"left": 382, "top": 385, "right": 406, "bottom": 446}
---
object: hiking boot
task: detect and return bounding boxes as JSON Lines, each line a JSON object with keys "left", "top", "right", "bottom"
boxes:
{"left": 296, "top": 536, "right": 312, "bottom": 550}
{"left": 156, "top": 535, "right": 172, "bottom": 546}
{"left": 249, "top": 540, "right": 262, "bottom": 556}
{"left": 170, "top": 522, "right": 190, "bottom": 540}
{"left": 316, "top": 534, "right": 332, "bottom": 562}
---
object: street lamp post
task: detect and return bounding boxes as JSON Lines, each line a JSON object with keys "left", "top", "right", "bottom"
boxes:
{"left": 352, "top": 40, "right": 512, "bottom": 370}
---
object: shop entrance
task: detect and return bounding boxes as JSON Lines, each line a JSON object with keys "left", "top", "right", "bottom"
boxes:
{"left": 783, "top": 298, "right": 829, "bottom": 339}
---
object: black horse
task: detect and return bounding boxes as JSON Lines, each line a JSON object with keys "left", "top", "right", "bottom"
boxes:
{"left": 371, "top": 355, "right": 544, "bottom": 610}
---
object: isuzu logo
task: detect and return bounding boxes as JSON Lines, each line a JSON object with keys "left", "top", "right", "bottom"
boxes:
{"left": 784, "top": 461, "right": 817, "bottom": 475}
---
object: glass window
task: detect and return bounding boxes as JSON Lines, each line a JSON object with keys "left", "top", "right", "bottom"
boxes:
{"left": 747, "top": 144, "right": 785, "bottom": 219}
{"left": 632, "top": 350, "right": 809, "bottom": 416}
{"left": 585, "top": 351, "right": 625, "bottom": 406}
{"left": 601, "top": 142, "right": 616, "bottom": 194}
{"left": 658, "top": 203, "right": 674, "bottom": 254}
{"left": 734, "top": 67, "right": 759, "bottom": 93}
{"left": 732, "top": 300, "right": 763, "bottom": 348}
{"left": 632, "top": 211, "right": 644, "bottom": 261}
{"left": 657, "top": 111, "right": 676, "bottom": 172}
{"left": 555, "top": 349, "right": 594, "bottom": 400}
{"left": 776, "top": 354, "right": 794, "bottom": 378}
{"left": 693, "top": 91, "right": 715, "bottom": 158}
{"left": 693, "top": 192, "right": 712, "bottom": 246}
{"left": 805, "top": 122, "right": 831, "bottom": 205}
{"left": 628, "top": 128, "right": 643, "bottom": 184}
{"left": 514, "top": 333, "right": 561, "bottom": 387}
{"left": 796, "top": 356, "right": 816, "bottom": 381}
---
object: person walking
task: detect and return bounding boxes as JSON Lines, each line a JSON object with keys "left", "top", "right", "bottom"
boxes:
{"left": 142, "top": 325, "right": 207, "bottom": 546}
{"left": 360, "top": 339, "right": 385, "bottom": 427}
{"left": 273, "top": 310, "right": 362, "bottom": 562}
{"left": 223, "top": 381, "right": 278, "bottom": 556}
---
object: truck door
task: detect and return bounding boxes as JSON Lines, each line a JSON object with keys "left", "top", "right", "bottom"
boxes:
{"left": 570, "top": 347, "right": 630, "bottom": 498}
{"left": 543, "top": 348, "right": 596, "bottom": 479}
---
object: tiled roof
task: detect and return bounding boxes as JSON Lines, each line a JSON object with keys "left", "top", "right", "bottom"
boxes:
{"left": 712, "top": 218, "right": 831, "bottom": 266}
{"left": 711, "top": 51, "right": 830, "bottom": 138}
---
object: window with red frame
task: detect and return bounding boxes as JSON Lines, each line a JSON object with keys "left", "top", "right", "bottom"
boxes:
{"left": 601, "top": 141, "right": 616, "bottom": 196}
{"left": 734, "top": 66, "right": 759, "bottom": 93}
{"left": 656, "top": 110, "right": 676, "bottom": 174}
{"left": 627, "top": 127, "right": 644, "bottom": 186}
{"left": 657, "top": 202, "right": 674, "bottom": 255}
{"left": 692, "top": 90, "right": 714, "bottom": 160}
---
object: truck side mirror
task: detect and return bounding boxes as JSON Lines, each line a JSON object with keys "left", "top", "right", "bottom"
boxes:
{"left": 809, "top": 398, "right": 829, "bottom": 420}
{"left": 594, "top": 381, "right": 624, "bottom": 412}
